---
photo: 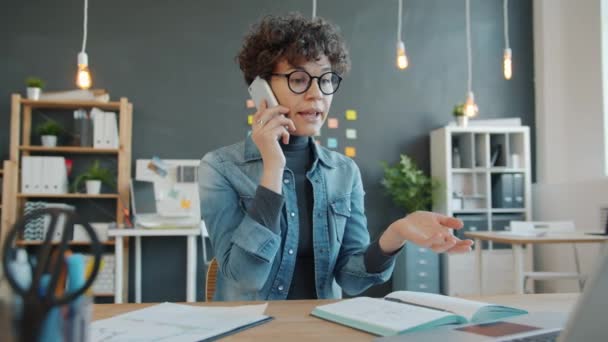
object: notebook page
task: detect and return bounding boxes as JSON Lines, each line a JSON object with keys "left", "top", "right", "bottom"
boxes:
{"left": 385, "top": 291, "right": 489, "bottom": 320}
{"left": 91, "top": 302, "right": 269, "bottom": 342}
{"left": 315, "top": 297, "right": 453, "bottom": 332}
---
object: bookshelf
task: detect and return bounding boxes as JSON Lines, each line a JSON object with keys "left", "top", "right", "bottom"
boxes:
{"left": 430, "top": 126, "right": 533, "bottom": 296}
{"left": 2, "top": 93, "right": 133, "bottom": 301}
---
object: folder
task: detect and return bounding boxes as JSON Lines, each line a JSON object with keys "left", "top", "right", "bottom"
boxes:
{"left": 104, "top": 112, "right": 119, "bottom": 148}
{"left": 21, "top": 156, "right": 33, "bottom": 193}
{"left": 92, "top": 108, "right": 106, "bottom": 148}
{"left": 513, "top": 173, "right": 524, "bottom": 208}
{"left": 492, "top": 174, "right": 514, "bottom": 208}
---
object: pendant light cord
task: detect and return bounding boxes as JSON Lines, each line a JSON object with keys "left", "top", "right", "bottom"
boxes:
{"left": 312, "top": 0, "right": 317, "bottom": 19}
{"left": 397, "top": 0, "right": 403, "bottom": 42}
{"left": 81, "top": 0, "right": 88, "bottom": 53}
{"left": 503, "top": 0, "right": 510, "bottom": 49}
{"left": 466, "top": 0, "right": 472, "bottom": 93}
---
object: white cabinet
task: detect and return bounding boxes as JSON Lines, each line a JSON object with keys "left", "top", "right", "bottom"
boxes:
{"left": 430, "top": 126, "right": 532, "bottom": 295}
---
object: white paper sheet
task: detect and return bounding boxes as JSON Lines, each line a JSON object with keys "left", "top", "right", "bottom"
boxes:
{"left": 91, "top": 302, "right": 269, "bottom": 342}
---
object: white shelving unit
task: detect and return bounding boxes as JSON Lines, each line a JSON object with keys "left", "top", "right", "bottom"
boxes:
{"left": 430, "top": 126, "right": 533, "bottom": 296}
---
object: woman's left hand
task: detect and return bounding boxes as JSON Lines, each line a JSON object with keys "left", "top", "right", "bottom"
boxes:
{"left": 379, "top": 211, "right": 474, "bottom": 254}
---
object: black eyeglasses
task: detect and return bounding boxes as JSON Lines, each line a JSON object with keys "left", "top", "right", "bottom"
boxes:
{"left": 270, "top": 70, "right": 343, "bottom": 95}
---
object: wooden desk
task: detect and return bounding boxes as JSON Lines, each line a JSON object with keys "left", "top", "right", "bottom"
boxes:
{"left": 93, "top": 294, "right": 578, "bottom": 341}
{"left": 465, "top": 231, "right": 608, "bottom": 295}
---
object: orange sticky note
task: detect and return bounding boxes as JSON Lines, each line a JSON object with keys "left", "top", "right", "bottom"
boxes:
{"left": 345, "top": 109, "right": 357, "bottom": 121}
{"left": 328, "top": 118, "right": 339, "bottom": 129}
{"left": 345, "top": 146, "right": 356, "bottom": 157}
{"left": 246, "top": 99, "right": 256, "bottom": 108}
{"left": 248, "top": 115, "right": 254, "bottom": 125}
{"left": 181, "top": 199, "right": 191, "bottom": 209}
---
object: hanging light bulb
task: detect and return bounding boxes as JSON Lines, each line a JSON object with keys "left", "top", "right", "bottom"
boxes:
{"left": 503, "top": 48, "right": 512, "bottom": 80}
{"left": 503, "top": 0, "right": 512, "bottom": 80}
{"left": 76, "top": 0, "right": 92, "bottom": 89}
{"left": 396, "top": 41, "right": 409, "bottom": 70}
{"left": 395, "top": 0, "right": 409, "bottom": 70}
{"left": 77, "top": 52, "right": 92, "bottom": 89}
{"left": 462, "top": 0, "right": 479, "bottom": 118}
{"left": 464, "top": 91, "right": 478, "bottom": 117}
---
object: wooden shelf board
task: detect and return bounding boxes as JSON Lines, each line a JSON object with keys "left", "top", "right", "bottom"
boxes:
{"left": 19, "top": 146, "right": 119, "bottom": 154}
{"left": 15, "top": 240, "right": 115, "bottom": 246}
{"left": 20, "top": 99, "right": 121, "bottom": 110}
{"left": 17, "top": 193, "right": 120, "bottom": 199}
{"left": 93, "top": 293, "right": 115, "bottom": 297}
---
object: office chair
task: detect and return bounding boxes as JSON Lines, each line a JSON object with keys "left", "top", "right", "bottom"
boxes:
{"left": 510, "top": 221, "right": 586, "bottom": 293}
{"left": 205, "top": 258, "right": 219, "bottom": 302}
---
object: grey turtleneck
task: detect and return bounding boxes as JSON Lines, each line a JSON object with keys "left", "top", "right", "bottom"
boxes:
{"left": 246, "top": 135, "right": 399, "bottom": 299}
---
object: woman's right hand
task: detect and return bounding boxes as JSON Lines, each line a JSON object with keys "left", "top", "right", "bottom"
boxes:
{"left": 251, "top": 100, "right": 296, "bottom": 194}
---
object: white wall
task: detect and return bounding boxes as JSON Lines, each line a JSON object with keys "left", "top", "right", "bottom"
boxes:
{"left": 533, "top": 0, "right": 608, "bottom": 292}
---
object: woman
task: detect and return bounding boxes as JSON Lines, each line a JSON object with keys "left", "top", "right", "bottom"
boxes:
{"left": 199, "top": 13, "right": 473, "bottom": 301}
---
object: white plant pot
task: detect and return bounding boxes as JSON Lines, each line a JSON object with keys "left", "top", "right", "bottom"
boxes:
{"left": 456, "top": 116, "right": 468, "bottom": 127}
{"left": 86, "top": 180, "right": 102, "bottom": 195}
{"left": 41, "top": 135, "right": 57, "bottom": 147}
{"left": 26, "top": 87, "right": 41, "bottom": 100}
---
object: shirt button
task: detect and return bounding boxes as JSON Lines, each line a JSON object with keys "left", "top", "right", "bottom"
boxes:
{"left": 288, "top": 249, "right": 294, "bottom": 255}
{"left": 283, "top": 179, "right": 290, "bottom": 184}
{"left": 290, "top": 212, "right": 296, "bottom": 217}
{"left": 278, "top": 285, "right": 284, "bottom": 291}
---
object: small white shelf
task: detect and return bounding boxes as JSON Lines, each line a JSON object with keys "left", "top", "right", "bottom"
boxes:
{"left": 491, "top": 208, "right": 527, "bottom": 213}
{"left": 431, "top": 126, "right": 531, "bottom": 296}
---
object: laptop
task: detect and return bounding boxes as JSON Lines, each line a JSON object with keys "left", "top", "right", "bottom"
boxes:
{"left": 130, "top": 179, "right": 198, "bottom": 228}
{"left": 376, "top": 250, "right": 608, "bottom": 342}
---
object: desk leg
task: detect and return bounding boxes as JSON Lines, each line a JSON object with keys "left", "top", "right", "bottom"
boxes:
{"left": 187, "top": 235, "right": 197, "bottom": 302}
{"left": 115, "top": 236, "right": 123, "bottom": 304}
{"left": 135, "top": 236, "right": 142, "bottom": 303}
{"left": 475, "top": 238, "right": 483, "bottom": 295}
{"left": 513, "top": 243, "right": 525, "bottom": 294}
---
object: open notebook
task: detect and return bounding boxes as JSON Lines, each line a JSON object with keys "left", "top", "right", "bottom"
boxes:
{"left": 311, "top": 291, "right": 527, "bottom": 337}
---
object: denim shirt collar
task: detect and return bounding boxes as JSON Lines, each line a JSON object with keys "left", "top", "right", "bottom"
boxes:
{"left": 243, "top": 133, "right": 336, "bottom": 169}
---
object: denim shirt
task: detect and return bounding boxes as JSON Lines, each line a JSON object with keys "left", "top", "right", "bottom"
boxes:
{"left": 198, "top": 135, "right": 395, "bottom": 301}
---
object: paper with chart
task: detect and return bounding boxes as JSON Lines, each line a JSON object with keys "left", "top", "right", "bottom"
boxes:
{"left": 91, "top": 302, "right": 269, "bottom": 342}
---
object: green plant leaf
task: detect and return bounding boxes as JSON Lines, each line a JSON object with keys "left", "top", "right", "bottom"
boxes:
{"left": 72, "top": 160, "right": 116, "bottom": 193}
{"left": 380, "top": 154, "right": 440, "bottom": 214}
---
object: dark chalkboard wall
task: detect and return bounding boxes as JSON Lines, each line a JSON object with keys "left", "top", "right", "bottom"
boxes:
{"left": 0, "top": 0, "right": 534, "bottom": 301}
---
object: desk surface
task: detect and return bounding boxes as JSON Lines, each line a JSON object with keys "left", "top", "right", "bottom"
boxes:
{"left": 93, "top": 294, "right": 578, "bottom": 341}
{"left": 465, "top": 231, "right": 608, "bottom": 244}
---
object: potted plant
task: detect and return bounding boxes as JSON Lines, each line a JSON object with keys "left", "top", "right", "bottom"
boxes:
{"left": 25, "top": 77, "right": 45, "bottom": 100}
{"left": 36, "top": 119, "right": 64, "bottom": 147}
{"left": 381, "top": 154, "right": 440, "bottom": 214}
{"left": 72, "top": 160, "right": 116, "bottom": 195}
{"left": 453, "top": 103, "right": 468, "bottom": 127}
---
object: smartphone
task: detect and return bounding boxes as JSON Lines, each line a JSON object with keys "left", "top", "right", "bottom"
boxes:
{"left": 248, "top": 76, "right": 279, "bottom": 110}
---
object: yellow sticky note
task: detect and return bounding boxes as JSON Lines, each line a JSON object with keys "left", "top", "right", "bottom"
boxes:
{"left": 345, "top": 146, "right": 356, "bottom": 157}
{"left": 248, "top": 115, "right": 254, "bottom": 125}
{"left": 328, "top": 118, "right": 339, "bottom": 129}
{"left": 345, "top": 109, "right": 357, "bottom": 121}
{"left": 246, "top": 99, "right": 256, "bottom": 108}
{"left": 181, "top": 199, "right": 191, "bottom": 209}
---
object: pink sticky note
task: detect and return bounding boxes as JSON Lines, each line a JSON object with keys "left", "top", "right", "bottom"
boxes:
{"left": 328, "top": 118, "right": 339, "bottom": 129}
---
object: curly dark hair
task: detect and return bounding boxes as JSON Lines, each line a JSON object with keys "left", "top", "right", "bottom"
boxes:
{"left": 237, "top": 13, "right": 351, "bottom": 85}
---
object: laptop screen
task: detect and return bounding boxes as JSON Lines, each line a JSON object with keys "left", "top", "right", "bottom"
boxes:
{"left": 130, "top": 180, "right": 157, "bottom": 215}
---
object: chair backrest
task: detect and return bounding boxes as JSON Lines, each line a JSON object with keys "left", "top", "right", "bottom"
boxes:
{"left": 205, "top": 258, "right": 219, "bottom": 302}
{"left": 510, "top": 220, "right": 575, "bottom": 234}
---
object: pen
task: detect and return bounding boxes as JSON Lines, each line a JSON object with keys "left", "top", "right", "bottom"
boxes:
{"left": 384, "top": 297, "right": 455, "bottom": 314}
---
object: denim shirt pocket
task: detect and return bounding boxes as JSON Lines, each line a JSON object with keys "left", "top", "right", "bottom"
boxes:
{"left": 329, "top": 194, "right": 351, "bottom": 244}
